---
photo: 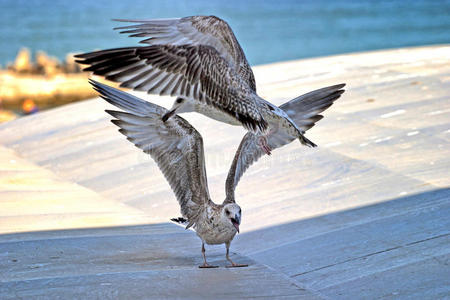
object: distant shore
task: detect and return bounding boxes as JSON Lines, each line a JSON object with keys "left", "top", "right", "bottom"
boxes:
{"left": 0, "top": 48, "right": 98, "bottom": 122}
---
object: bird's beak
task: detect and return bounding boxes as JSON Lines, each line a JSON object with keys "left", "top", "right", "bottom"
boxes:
{"left": 231, "top": 214, "right": 240, "bottom": 233}
{"left": 162, "top": 108, "right": 176, "bottom": 122}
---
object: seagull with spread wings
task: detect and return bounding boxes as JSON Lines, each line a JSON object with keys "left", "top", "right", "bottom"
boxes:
{"left": 75, "top": 16, "right": 345, "bottom": 155}
{"left": 89, "top": 79, "right": 343, "bottom": 268}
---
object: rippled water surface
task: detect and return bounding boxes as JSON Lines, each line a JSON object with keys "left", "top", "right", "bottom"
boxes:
{"left": 1, "top": 0, "right": 449, "bottom": 66}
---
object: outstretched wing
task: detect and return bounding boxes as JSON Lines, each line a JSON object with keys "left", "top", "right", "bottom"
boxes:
{"left": 75, "top": 44, "right": 267, "bottom": 133}
{"left": 224, "top": 84, "right": 345, "bottom": 203}
{"left": 90, "top": 80, "right": 209, "bottom": 227}
{"left": 114, "top": 16, "right": 256, "bottom": 91}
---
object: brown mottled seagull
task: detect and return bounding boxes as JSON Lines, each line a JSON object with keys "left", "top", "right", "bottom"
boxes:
{"left": 225, "top": 83, "right": 345, "bottom": 203}
{"left": 89, "top": 79, "right": 344, "bottom": 268}
{"left": 75, "top": 15, "right": 345, "bottom": 155}
{"left": 91, "top": 79, "right": 246, "bottom": 268}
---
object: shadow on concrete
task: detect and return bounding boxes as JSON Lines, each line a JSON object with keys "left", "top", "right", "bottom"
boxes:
{"left": 1, "top": 188, "right": 448, "bottom": 299}
{"left": 235, "top": 186, "right": 450, "bottom": 254}
{"left": 1, "top": 187, "right": 448, "bottom": 252}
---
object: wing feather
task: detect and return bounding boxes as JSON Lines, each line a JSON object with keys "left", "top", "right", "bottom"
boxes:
{"left": 76, "top": 44, "right": 267, "bottom": 132}
{"left": 114, "top": 16, "right": 256, "bottom": 90}
{"left": 224, "top": 84, "right": 345, "bottom": 203}
{"left": 90, "top": 80, "right": 210, "bottom": 224}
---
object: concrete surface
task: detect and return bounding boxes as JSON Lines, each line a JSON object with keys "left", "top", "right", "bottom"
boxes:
{"left": 0, "top": 45, "right": 449, "bottom": 299}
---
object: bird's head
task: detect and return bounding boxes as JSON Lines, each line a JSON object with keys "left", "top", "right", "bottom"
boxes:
{"left": 162, "top": 98, "right": 192, "bottom": 122}
{"left": 222, "top": 203, "right": 242, "bottom": 233}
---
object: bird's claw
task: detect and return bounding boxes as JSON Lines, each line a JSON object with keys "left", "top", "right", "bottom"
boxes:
{"left": 199, "top": 264, "right": 219, "bottom": 268}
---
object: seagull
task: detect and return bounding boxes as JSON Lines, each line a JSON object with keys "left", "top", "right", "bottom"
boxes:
{"left": 75, "top": 15, "right": 345, "bottom": 155}
{"left": 89, "top": 79, "right": 343, "bottom": 268}
{"left": 91, "top": 79, "right": 247, "bottom": 268}
{"left": 225, "top": 83, "right": 345, "bottom": 202}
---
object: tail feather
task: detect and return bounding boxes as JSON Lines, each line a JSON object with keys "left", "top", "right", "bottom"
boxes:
{"left": 281, "top": 83, "right": 345, "bottom": 133}
{"left": 171, "top": 217, "right": 193, "bottom": 230}
{"left": 171, "top": 217, "right": 188, "bottom": 224}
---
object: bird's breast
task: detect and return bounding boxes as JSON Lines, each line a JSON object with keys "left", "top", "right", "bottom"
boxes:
{"left": 195, "top": 216, "right": 237, "bottom": 245}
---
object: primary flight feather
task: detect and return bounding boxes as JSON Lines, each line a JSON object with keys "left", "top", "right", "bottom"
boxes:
{"left": 76, "top": 16, "right": 343, "bottom": 155}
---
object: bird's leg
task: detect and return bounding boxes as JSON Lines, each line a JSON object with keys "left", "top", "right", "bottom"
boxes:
{"left": 199, "top": 243, "right": 218, "bottom": 268}
{"left": 225, "top": 242, "right": 248, "bottom": 268}
{"left": 257, "top": 135, "right": 272, "bottom": 155}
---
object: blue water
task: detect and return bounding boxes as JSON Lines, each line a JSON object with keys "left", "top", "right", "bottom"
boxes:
{"left": 1, "top": 0, "right": 449, "bottom": 66}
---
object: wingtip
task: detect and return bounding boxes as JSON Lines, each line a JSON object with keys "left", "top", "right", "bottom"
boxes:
{"left": 112, "top": 18, "right": 146, "bottom": 30}
{"left": 328, "top": 83, "right": 346, "bottom": 91}
{"left": 104, "top": 109, "right": 116, "bottom": 117}
{"left": 89, "top": 79, "right": 102, "bottom": 95}
{"left": 88, "top": 79, "right": 104, "bottom": 93}
{"left": 74, "top": 59, "right": 87, "bottom": 65}
{"left": 112, "top": 18, "right": 131, "bottom": 26}
{"left": 110, "top": 119, "right": 121, "bottom": 126}
{"left": 89, "top": 80, "right": 115, "bottom": 95}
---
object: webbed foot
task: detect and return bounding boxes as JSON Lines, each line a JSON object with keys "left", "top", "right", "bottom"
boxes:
{"left": 226, "top": 263, "right": 248, "bottom": 268}
{"left": 199, "top": 263, "right": 219, "bottom": 268}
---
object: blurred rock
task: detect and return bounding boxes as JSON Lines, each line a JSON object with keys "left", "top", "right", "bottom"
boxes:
{"left": 0, "top": 70, "right": 98, "bottom": 111}
{"left": 0, "top": 49, "right": 107, "bottom": 113}
{"left": 36, "top": 51, "right": 61, "bottom": 76}
{"left": 6, "top": 49, "right": 82, "bottom": 76}
{"left": 13, "top": 48, "right": 32, "bottom": 73}
{"left": 64, "top": 53, "right": 81, "bottom": 73}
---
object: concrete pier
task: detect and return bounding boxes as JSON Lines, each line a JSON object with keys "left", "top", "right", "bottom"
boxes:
{"left": 1, "top": 45, "right": 449, "bottom": 299}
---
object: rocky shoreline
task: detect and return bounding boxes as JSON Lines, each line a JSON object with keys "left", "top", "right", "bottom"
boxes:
{"left": 0, "top": 48, "right": 98, "bottom": 122}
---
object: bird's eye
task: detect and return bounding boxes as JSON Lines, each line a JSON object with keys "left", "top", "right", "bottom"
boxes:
{"left": 225, "top": 210, "right": 230, "bottom": 215}
{"left": 176, "top": 98, "right": 183, "bottom": 104}
{"left": 239, "top": 209, "right": 241, "bottom": 214}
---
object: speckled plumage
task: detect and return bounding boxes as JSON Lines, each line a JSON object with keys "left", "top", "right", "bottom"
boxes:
{"left": 90, "top": 79, "right": 345, "bottom": 267}
{"left": 90, "top": 80, "right": 244, "bottom": 267}
{"left": 75, "top": 16, "right": 266, "bottom": 132}
{"left": 225, "top": 84, "right": 346, "bottom": 202}
{"left": 194, "top": 204, "right": 239, "bottom": 245}
{"left": 74, "top": 15, "right": 334, "bottom": 149}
